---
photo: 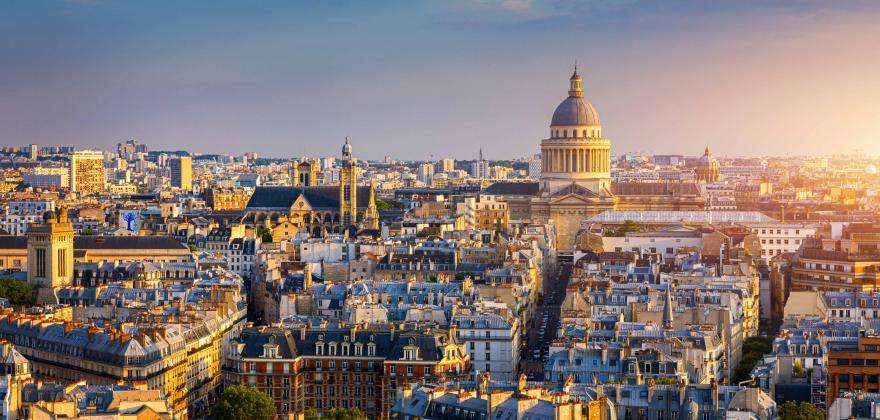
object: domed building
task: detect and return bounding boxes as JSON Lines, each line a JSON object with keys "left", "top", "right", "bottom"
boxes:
{"left": 694, "top": 146, "right": 720, "bottom": 183}
{"left": 486, "top": 66, "right": 706, "bottom": 252}
{"left": 539, "top": 66, "right": 612, "bottom": 193}
{"left": 529, "top": 67, "right": 616, "bottom": 248}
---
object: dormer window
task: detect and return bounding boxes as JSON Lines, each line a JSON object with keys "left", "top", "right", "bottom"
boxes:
{"left": 263, "top": 344, "right": 279, "bottom": 359}
{"left": 316, "top": 342, "right": 324, "bottom": 355}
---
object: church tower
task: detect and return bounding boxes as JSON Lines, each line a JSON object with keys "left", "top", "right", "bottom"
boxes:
{"left": 292, "top": 158, "right": 318, "bottom": 187}
{"left": 26, "top": 207, "right": 74, "bottom": 304}
{"left": 339, "top": 137, "right": 359, "bottom": 228}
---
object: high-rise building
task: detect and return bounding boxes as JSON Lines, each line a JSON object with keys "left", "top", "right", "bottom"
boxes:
{"left": 69, "top": 150, "right": 106, "bottom": 195}
{"left": 117, "top": 139, "right": 147, "bottom": 159}
{"left": 528, "top": 153, "right": 542, "bottom": 179}
{"left": 170, "top": 155, "right": 193, "bottom": 190}
{"left": 418, "top": 162, "right": 435, "bottom": 184}
{"left": 26, "top": 144, "right": 38, "bottom": 160}
{"left": 439, "top": 158, "right": 455, "bottom": 173}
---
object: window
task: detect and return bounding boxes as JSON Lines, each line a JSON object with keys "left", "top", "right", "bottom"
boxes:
{"left": 35, "top": 248, "right": 46, "bottom": 278}
{"left": 57, "top": 248, "right": 67, "bottom": 277}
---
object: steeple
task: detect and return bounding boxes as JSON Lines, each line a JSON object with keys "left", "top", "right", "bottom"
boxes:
{"left": 663, "top": 283, "right": 675, "bottom": 330}
{"left": 704, "top": 146, "right": 711, "bottom": 157}
{"left": 342, "top": 136, "right": 353, "bottom": 161}
{"left": 568, "top": 64, "right": 583, "bottom": 98}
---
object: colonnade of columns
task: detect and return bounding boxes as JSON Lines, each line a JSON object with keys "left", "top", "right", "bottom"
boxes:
{"left": 541, "top": 147, "right": 610, "bottom": 174}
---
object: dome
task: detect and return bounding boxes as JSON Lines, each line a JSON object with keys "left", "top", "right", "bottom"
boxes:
{"left": 698, "top": 147, "right": 718, "bottom": 165}
{"left": 551, "top": 67, "right": 600, "bottom": 126}
{"left": 551, "top": 96, "right": 600, "bottom": 126}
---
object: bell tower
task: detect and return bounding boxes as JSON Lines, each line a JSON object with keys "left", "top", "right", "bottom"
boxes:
{"left": 292, "top": 159, "right": 318, "bottom": 187}
{"left": 27, "top": 206, "right": 74, "bottom": 304}
{"left": 339, "top": 137, "right": 359, "bottom": 228}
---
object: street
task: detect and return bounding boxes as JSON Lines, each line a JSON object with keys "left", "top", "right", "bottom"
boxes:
{"left": 521, "top": 258, "right": 572, "bottom": 379}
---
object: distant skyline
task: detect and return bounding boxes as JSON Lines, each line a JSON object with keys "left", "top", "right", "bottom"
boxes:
{"left": 3, "top": 1, "right": 880, "bottom": 160}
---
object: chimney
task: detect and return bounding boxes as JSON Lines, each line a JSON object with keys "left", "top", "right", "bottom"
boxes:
{"left": 300, "top": 324, "right": 307, "bottom": 340}
{"left": 350, "top": 323, "right": 358, "bottom": 342}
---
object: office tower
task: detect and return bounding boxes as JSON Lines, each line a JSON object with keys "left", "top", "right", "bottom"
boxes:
{"left": 69, "top": 150, "right": 106, "bottom": 194}
{"left": 170, "top": 155, "right": 193, "bottom": 190}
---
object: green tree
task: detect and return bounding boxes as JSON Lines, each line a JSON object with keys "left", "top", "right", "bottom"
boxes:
{"left": 0, "top": 277, "right": 35, "bottom": 307}
{"left": 607, "top": 220, "right": 642, "bottom": 237}
{"left": 779, "top": 401, "right": 824, "bottom": 420}
{"left": 376, "top": 198, "right": 404, "bottom": 212}
{"left": 454, "top": 271, "right": 474, "bottom": 281}
{"left": 211, "top": 385, "right": 275, "bottom": 420}
{"left": 792, "top": 359, "right": 805, "bottom": 377}
{"left": 256, "top": 226, "right": 273, "bottom": 243}
{"left": 304, "top": 408, "right": 366, "bottom": 420}
{"left": 733, "top": 335, "right": 775, "bottom": 383}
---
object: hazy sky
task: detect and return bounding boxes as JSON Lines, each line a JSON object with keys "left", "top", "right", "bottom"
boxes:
{"left": 3, "top": 1, "right": 880, "bottom": 160}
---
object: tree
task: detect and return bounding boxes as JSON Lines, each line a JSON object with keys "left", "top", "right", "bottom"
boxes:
{"left": 733, "top": 336, "right": 774, "bottom": 383}
{"left": 779, "top": 401, "right": 824, "bottom": 420}
{"left": 211, "top": 385, "right": 275, "bottom": 420}
{"left": 376, "top": 198, "right": 404, "bottom": 212}
{"left": 256, "top": 226, "right": 273, "bottom": 243}
{"left": 0, "top": 277, "right": 35, "bottom": 307}
{"left": 304, "top": 408, "right": 366, "bottom": 420}
{"left": 607, "top": 220, "right": 642, "bottom": 237}
{"left": 792, "top": 359, "right": 806, "bottom": 377}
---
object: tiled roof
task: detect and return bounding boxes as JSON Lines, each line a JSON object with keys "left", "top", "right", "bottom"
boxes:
{"left": 245, "top": 186, "right": 372, "bottom": 211}
{"left": 483, "top": 182, "right": 540, "bottom": 196}
{"left": 74, "top": 236, "right": 188, "bottom": 250}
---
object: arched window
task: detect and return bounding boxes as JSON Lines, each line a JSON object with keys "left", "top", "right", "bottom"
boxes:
{"left": 563, "top": 129, "right": 567, "bottom": 137}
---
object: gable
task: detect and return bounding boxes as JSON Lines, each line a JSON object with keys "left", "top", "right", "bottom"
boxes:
{"left": 291, "top": 194, "right": 313, "bottom": 212}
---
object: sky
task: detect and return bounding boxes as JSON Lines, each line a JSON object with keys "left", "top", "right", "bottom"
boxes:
{"left": 2, "top": 0, "right": 880, "bottom": 160}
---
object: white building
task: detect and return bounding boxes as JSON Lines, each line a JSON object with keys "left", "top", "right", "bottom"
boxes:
{"left": 453, "top": 313, "right": 520, "bottom": 381}
{"left": 741, "top": 222, "right": 819, "bottom": 260}
{"left": 2, "top": 200, "right": 55, "bottom": 235}
{"left": 470, "top": 160, "right": 490, "bottom": 179}
{"left": 418, "top": 163, "right": 435, "bottom": 185}
{"left": 601, "top": 227, "right": 704, "bottom": 259}
{"left": 528, "top": 154, "right": 542, "bottom": 179}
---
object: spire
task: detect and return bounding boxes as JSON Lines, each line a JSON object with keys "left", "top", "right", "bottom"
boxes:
{"left": 568, "top": 63, "right": 583, "bottom": 98}
{"left": 342, "top": 136, "right": 353, "bottom": 161}
{"left": 663, "top": 283, "right": 675, "bottom": 330}
{"left": 704, "top": 146, "right": 711, "bottom": 157}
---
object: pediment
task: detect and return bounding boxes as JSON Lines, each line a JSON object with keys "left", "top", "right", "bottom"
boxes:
{"left": 550, "top": 194, "right": 596, "bottom": 205}
{"left": 290, "top": 194, "right": 313, "bottom": 212}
